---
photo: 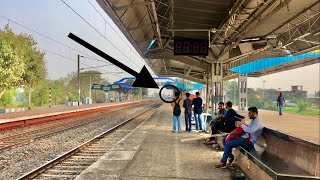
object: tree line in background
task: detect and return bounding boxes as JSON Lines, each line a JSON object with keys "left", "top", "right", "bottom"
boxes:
{"left": 0, "top": 25, "right": 148, "bottom": 108}
{"left": 223, "top": 81, "right": 319, "bottom": 117}
{"left": 0, "top": 24, "right": 46, "bottom": 107}
{"left": 0, "top": 68, "right": 148, "bottom": 108}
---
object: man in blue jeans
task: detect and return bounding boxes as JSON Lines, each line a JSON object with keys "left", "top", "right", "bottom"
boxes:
{"left": 214, "top": 107, "right": 264, "bottom": 168}
{"left": 277, "top": 93, "right": 286, "bottom": 115}
{"left": 192, "top": 92, "right": 203, "bottom": 131}
{"left": 183, "top": 93, "right": 192, "bottom": 132}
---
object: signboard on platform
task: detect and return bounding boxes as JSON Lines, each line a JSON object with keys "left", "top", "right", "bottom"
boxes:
{"left": 112, "top": 85, "right": 119, "bottom": 89}
{"left": 187, "top": 85, "right": 194, "bottom": 89}
{"left": 91, "top": 84, "right": 103, "bottom": 90}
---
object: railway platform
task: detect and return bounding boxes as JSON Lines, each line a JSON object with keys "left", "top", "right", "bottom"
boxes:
{"left": 0, "top": 101, "right": 143, "bottom": 122}
{"left": 75, "top": 104, "right": 233, "bottom": 180}
{"left": 75, "top": 103, "right": 320, "bottom": 180}
{"left": 237, "top": 108, "right": 319, "bottom": 144}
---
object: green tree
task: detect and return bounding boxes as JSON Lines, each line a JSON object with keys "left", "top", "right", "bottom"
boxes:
{"left": 50, "top": 79, "right": 67, "bottom": 105}
{"left": 224, "top": 80, "right": 238, "bottom": 104}
{"left": 0, "top": 25, "right": 46, "bottom": 101}
{"left": 294, "top": 98, "right": 308, "bottom": 112}
{"left": 316, "top": 91, "right": 320, "bottom": 97}
{"left": 31, "top": 80, "right": 50, "bottom": 106}
{"left": 0, "top": 25, "right": 26, "bottom": 98}
{"left": 65, "top": 71, "right": 109, "bottom": 103}
{"left": 0, "top": 89, "right": 15, "bottom": 108}
{"left": 247, "top": 88, "right": 264, "bottom": 108}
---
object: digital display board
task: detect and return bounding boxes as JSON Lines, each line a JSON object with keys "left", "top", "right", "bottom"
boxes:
{"left": 174, "top": 38, "right": 208, "bottom": 56}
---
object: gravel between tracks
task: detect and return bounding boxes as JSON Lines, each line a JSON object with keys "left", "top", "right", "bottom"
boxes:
{"left": 0, "top": 103, "right": 142, "bottom": 138}
{"left": 0, "top": 104, "right": 150, "bottom": 180}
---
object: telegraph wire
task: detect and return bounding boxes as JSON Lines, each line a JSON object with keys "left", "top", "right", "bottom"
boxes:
{"left": 60, "top": 0, "right": 141, "bottom": 69}
{"left": 0, "top": 16, "right": 109, "bottom": 64}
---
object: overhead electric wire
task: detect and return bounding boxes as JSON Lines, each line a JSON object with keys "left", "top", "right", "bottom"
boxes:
{"left": 37, "top": 46, "right": 122, "bottom": 75}
{"left": 0, "top": 16, "right": 109, "bottom": 64}
{"left": 0, "top": 16, "right": 125, "bottom": 81}
{"left": 80, "top": 55, "right": 113, "bottom": 65}
{"left": 87, "top": 0, "right": 143, "bottom": 59}
{"left": 60, "top": 0, "right": 141, "bottom": 69}
{"left": 80, "top": 64, "right": 113, "bottom": 70}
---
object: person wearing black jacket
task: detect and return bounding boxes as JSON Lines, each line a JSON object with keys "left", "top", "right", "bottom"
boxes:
{"left": 223, "top": 101, "right": 244, "bottom": 133}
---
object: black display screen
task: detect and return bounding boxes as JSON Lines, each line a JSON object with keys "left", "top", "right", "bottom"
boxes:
{"left": 174, "top": 38, "right": 208, "bottom": 56}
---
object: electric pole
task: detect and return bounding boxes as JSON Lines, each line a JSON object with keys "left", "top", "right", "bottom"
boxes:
{"left": 78, "top": 55, "right": 81, "bottom": 106}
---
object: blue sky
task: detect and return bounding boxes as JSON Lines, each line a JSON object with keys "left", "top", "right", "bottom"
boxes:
{"left": 0, "top": 0, "right": 319, "bottom": 93}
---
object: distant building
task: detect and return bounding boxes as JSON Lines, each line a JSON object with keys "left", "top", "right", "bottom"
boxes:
{"left": 264, "top": 85, "right": 307, "bottom": 101}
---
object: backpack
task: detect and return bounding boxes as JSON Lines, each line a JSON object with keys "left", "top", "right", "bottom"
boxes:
{"left": 173, "top": 99, "right": 181, "bottom": 116}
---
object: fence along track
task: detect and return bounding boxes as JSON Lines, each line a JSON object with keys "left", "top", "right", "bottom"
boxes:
{"left": 17, "top": 103, "right": 160, "bottom": 180}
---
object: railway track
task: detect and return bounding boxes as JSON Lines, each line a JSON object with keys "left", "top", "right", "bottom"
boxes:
{"left": 17, "top": 103, "right": 160, "bottom": 180}
{"left": 0, "top": 101, "right": 150, "bottom": 152}
{"left": 0, "top": 100, "right": 151, "bottom": 131}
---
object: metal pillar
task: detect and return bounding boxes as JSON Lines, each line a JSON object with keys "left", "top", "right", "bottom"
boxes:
{"left": 211, "top": 63, "right": 223, "bottom": 117}
{"left": 77, "top": 55, "right": 81, "bottom": 106}
{"left": 203, "top": 72, "right": 210, "bottom": 131}
{"left": 238, "top": 74, "right": 248, "bottom": 110}
{"left": 89, "top": 75, "right": 92, "bottom": 99}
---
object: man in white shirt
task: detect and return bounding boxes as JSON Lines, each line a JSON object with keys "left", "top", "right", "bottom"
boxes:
{"left": 214, "top": 107, "right": 264, "bottom": 168}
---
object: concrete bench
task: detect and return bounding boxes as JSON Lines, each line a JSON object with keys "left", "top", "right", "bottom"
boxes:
{"left": 234, "top": 128, "right": 320, "bottom": 180}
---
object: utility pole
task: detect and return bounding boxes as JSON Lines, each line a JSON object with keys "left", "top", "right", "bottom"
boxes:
{"left": 78, "top": 55, "right": 81, "bottom": 106}
{"left": 89, "top": 75, "right": 92, "bottom": 99}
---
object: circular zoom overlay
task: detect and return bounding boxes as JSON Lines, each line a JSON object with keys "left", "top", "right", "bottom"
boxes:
{"left": 159, "top": 85, "right": 180, "bottom": 103}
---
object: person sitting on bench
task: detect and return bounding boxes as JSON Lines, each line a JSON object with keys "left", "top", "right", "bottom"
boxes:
{"left": 205, "top": 102, "right": 227, "bottom": 144}
{"left": 224, "top": 101, "right": 245, "bottom": 133}
{"left": 214, "top": 107, "right": 264, "bottom": 169}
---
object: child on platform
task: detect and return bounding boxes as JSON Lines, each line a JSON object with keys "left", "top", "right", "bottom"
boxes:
{"left": 225, "top": 116, "right": 250, "bottom": 143}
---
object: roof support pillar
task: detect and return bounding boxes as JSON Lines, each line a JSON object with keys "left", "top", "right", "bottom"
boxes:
{"left": 238, "top": 74, "right": 248, "bottom": 111}
{"left": 211, "top": 63, "right": 223, "bottom": 116}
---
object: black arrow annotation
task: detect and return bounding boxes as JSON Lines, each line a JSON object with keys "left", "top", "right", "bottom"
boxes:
{"left": 68, "top": 33, "right": 159, "bottom": 89}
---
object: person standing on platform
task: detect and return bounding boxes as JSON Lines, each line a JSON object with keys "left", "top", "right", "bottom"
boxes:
{"left": 214, "top": 107, "right": 264, "bottom": 168}
{"left": 183, "top": 93, "right": 192, "bottom": 132}
{"left": 277, "top": 93, "right": 286, "bottom": 115}
{"left": 192, "top": 92, "right": 203, "bottom": 132}
{"left": 171, "top": 92, "right": 182, "bottom": 133}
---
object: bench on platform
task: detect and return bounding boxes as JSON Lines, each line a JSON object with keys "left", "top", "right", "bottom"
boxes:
{"left": 235, "top": 128, "right": 320, "bottom": 180}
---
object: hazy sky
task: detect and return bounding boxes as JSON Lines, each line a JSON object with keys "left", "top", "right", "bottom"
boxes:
{"left": 247, "top": 64, "right": 319, "bottom": 95}
{"left": 1, "top": 0, "right": 319, "bottom": 94}
{"left": 0, "top": 0, "right": 149, "bottom": 83}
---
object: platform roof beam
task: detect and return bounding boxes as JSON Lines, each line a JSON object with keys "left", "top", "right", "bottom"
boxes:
{"left": 113, "top": 1, "right": 152, "bottom": 11}
{"left": 215, "top": 0, "right": 292, "bottom": 60}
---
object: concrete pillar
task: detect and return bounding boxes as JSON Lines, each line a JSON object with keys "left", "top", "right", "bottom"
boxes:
{"left": 211, "top": 63, "right": 223, "bottom": 117}
{"left": 238, "top": 74, "right": 248, "bottom": 110}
